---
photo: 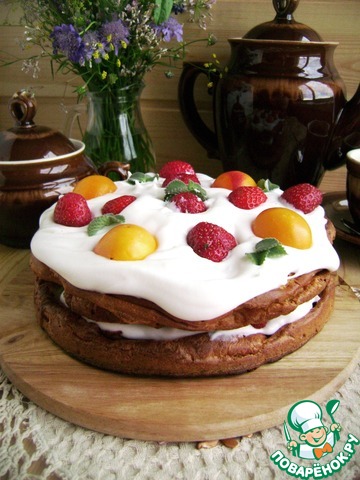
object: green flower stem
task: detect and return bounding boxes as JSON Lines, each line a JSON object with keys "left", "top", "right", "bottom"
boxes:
{"left": 83, "top": 84, "right": 156, "bottom": 173}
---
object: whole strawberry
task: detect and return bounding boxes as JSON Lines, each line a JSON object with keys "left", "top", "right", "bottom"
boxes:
{"left": 281, "top": 183, "right": 322, "bottom": 214}
{"left": 162, "top": 172, "right": 200, "bottom": 187}
{"left": 187, "top": 222, "right": 237, "bottom": 262}
{"left": 101, "top": 195, "right": 136, "bottom": 214}
{"left": 228, "top": 186, "right": 267, "bottom": 209}
{"left": 54, "top": 193, "right": 92, "bottom": 227}
{"left": 170, "top": 192, "right": 207, "bottom": 213}
{"left": 159, "top": 160, "right": 195, "bottom": 178}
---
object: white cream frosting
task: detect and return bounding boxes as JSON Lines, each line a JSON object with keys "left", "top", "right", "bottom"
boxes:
{"left": 85, "top": 296, "right": 319, "bottom": 341}
{"left": 31, "top": 173, "right": 339, "bottom": 321}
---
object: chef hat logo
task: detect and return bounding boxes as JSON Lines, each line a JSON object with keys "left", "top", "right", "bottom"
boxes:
{"left": 288, "top": 400, "right": 324, "bottom": 434}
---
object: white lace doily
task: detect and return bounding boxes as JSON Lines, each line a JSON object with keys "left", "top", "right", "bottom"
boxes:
{"left": 1, "top": 364, "right": 359, "bottom": 480}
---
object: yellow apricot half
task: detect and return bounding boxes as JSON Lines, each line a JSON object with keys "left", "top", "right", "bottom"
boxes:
{"left": 211, "top": 171, "right": 256, "bottom": 190}
{"left": 93, "top": 224, "right": 157, "bottom": 260}
{"left": 73, "top": 175, "right": 117, "bottom": 199}
{"left": 252, "top": 207, "right": 312, "bottom": 249}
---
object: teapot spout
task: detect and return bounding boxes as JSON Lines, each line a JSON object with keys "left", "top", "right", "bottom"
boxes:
{"left": 324, "top": 83, "right": 360, "bottom": 170}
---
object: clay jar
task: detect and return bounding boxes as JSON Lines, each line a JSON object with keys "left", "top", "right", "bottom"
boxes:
{"left": 178, "top": 0, "right": 359, "bottom": 189}
{"left": 0, "top": 91, "right": 128, "bottom": 248}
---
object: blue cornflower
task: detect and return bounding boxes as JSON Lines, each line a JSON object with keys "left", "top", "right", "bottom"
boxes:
{"left": 82, "top": 30, "right": 100, "bottom": 62}
{"left": 51, "top": 24, "right": 86, "bottom": 65}
{"left": 154, "top": 16, "right": 183, "bottom": 42}
{"left": 101, "top": 19, "right": 130, "bottom": 55}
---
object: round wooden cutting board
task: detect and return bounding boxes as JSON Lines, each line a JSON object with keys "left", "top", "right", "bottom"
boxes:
{"left": 0, "top": 266, "right": 359, "bottom": 442}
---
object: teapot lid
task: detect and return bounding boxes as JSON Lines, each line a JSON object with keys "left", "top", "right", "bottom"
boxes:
{"left": 243, "top": 0, "right": 324, "bottom": 42}
{"left": 0, "top": 90, "right": 77, "bottom": 161}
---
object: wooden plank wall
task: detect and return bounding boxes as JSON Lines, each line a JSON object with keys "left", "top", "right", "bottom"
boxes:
{"left": 1, "top": 0, "right": 359, "bottom": 177}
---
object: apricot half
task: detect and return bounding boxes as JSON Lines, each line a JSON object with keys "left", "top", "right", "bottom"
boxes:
{"left": 73, "top": 175, "right": 117, "bottom": 199}
{"left": 94, "top": 224, "right": 157, "bottom": 260}
{"left": 211, "top": 171, "right": 256, "bottom": 190}
{"left": 252, "top": 207, "right": 312, "bottom": 249}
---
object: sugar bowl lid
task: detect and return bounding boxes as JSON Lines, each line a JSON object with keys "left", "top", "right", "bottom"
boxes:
{"left": 0, "top": 90, "right": 77, "bottom": 161}
{"left": 243, "top": 0, "right": 324, "bottom": 42}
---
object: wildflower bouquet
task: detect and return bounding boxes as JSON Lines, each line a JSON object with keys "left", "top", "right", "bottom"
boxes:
{"left": 15, "top": 0, "right": 216, "bottom": 171}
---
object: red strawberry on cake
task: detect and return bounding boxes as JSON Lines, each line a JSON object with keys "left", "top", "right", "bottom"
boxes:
{"left": 169, "top": 192, "right": 207, "bottom": 214}
{"left": 228, "top": 186, "right": 267, "bottom": 209}
{"left": 101, "top": 195, "right": 137, "bottom": 215}
{"left": 159, "top": 160, "right": 195, "bottom": 178}
{"left": 159, "top": 159, "right": 199, "bottom": 187}
{"left": 281, "top": 183, "right": 323, "bottom": 214}
{"left": 187, "top": 222, "right": 237, "bottom": 262}
{"left": 162, "top": 172, "right": 200, "bottom": 187}
{"left": 54, "top": 193, "right": 92, "bottom": 227}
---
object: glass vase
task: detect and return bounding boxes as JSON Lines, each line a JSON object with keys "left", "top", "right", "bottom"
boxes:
{"left": 83, "top": 84, "right": 156, "bottom": 173}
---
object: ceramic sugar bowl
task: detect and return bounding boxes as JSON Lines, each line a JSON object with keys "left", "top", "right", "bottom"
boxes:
{"left": 0, "top": 91, "right": 97, "bottom": 248}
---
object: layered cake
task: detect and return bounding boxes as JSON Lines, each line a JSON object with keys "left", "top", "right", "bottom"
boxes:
{"left": 30, "top": 161, "right": 339, "bottom": 377}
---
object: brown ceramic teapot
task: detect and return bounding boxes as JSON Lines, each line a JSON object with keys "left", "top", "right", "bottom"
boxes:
{"left": 178, "top": 0, "right": 360, "bottom": 189}
{"left": 0, "top": 91, "right": 129, "bottom": 248}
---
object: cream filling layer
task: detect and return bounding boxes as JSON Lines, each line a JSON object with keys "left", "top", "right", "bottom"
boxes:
{"left": 84, "top": 296, "right": 319, "bottom": 341}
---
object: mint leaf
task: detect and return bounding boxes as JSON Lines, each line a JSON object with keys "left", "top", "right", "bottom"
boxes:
{"left": 246, "top": 238, "right": 287, "bottom": 265}
{"left": 187, "top": 180, "right": 207, "bottom": 201}
{"left": 127, "top": 172, "right": 157, "bottom": 184}
{"left": 257, "top": 178, "right": 279, "bottom": 192}
{"left": 87, "top": 214, "right": 125, "bottom": 236}
{"left": 164, "top": 179, "right": 207, "bottom": 201}
{"left": 267, "top": 244, "right": 287, "bottom": 258}
{"left": 253, "top": 238, "right": 280, "bottom": 252}
{"left": 164, "top": 179, "right": 187, "bottom": 200}
{"left": 246, "top": 250, "right": 268, "bottom": 266}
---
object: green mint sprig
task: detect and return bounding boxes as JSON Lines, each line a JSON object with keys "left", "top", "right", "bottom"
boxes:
{"left": 127, "top": 172, "right": 158, "bottom": 185}
{"left": 257, "top": 179, "right": 279, "bottom": 192}
{"left": 87, "top": 214, "right": 125, "bottom": 236}
{"left": 246, "top": 238, "right": 287, "bottom": 265}
{"left": 164, "top": 179, "right": 207, "bottom": 201}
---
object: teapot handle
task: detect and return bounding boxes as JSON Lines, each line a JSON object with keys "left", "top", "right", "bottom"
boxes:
{"left": 178, "top": 62, "right": 219, "bottom": 159}
{"left": 323, "top": 83, "right": 360, "bottom": 170}
{"left": 97, "top": 161, "right": 130, "bottom": 180}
